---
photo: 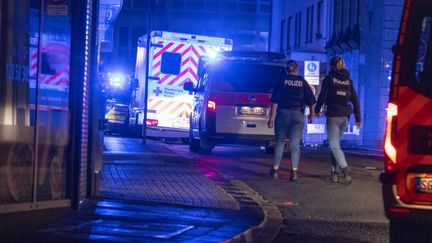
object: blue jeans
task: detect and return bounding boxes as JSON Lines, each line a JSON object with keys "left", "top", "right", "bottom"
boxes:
{"left": 273, "top": 109, "right": 304, "bottom": 170}
{"left": 326, "top": 116, "right": 349, "bottom": 171}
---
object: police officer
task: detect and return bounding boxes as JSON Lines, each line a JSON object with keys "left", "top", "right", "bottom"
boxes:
{"left": 314, "top": 56, "right": 361, "bottom": 185}
{"left": 268, "top": 60, "right": 316, "bottom": 181}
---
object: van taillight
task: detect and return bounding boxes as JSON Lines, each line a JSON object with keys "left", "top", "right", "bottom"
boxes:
{"left": 147, "top": 119, "right": 158, "bottom": 126}
{"left": 207, "top": 100, "right": 216, "bottom": 111}
{"left": 384, "top": 102, "right": 398, "bottom": 171}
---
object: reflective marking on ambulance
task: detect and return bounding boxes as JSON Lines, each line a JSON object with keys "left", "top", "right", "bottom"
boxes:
{"left": 148, "top": 39, "right": 231, "bottom": 130}
{"left": 394, "top": 87, "right": 432, "bottom": 204}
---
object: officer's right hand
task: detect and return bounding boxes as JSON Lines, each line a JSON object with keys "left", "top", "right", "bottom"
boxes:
{"left": 268, "top": 118, "right": 274, "bottom": 128}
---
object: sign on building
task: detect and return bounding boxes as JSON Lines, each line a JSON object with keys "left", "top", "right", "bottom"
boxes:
{"left": 304, "top": 61, "right": 320, "bottom": 85}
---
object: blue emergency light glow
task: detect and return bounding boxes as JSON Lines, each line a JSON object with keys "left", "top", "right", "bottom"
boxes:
{"left": 109, "top": 73, "right": 125, "bottom": 88}
{"left": 206, "top": 49, "right": 219, "bottom": 59}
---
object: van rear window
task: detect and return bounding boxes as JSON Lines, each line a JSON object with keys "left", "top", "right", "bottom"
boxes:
{"left": 414, "top": 16, "right": 432, "bottom": 97}
{"left": 209, "top": 62, "right": 285, "bottom": 93}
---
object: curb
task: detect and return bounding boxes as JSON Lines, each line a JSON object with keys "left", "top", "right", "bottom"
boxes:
{"left": 159, "top": 141, "right": 283, "bottom": 242}
{"left": 223, "top": 180, "right": 283, "bottom": 243}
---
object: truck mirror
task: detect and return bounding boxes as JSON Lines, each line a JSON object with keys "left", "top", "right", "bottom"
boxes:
{"left": 183, "top": 81, "right": 195, "bottom": 94}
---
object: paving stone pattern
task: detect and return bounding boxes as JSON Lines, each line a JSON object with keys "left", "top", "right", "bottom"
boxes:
{"left": 101, "top": 137, "right": 239, "bottom": 210}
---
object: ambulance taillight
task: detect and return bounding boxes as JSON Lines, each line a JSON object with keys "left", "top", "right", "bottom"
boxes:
{"left": 147, "top": 119, "right": 158, "bottom": 126}
{"left": 384, "top": 102, "right": 398, "bottom": 171}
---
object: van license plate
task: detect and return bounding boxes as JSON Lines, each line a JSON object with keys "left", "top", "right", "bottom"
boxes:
{"left": 238, "top": 106, "right": 266, "bottom": 116}
{"left": 415, "top": 177, "right": 432, "bottom": 193}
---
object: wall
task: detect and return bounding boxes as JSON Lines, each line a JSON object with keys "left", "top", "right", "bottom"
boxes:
{"left": 361, "top": 0, "right": 403, "bottom": 149}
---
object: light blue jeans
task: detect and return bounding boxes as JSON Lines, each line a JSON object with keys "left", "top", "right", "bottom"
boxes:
{"left": 273, "top": 109, "right": 304, "bottom": 170}
{"left": 326, "top": 116, "right": 349, "bottom": 172}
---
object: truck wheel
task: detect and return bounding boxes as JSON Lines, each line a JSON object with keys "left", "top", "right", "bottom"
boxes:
{"left": 390, "top": 220, "right": 431, "bottom": 243}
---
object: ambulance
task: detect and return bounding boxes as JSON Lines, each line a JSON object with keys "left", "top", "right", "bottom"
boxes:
{"left": 380, "top": 0, "right": 432, "bottom": 241}
{"left": 133, "top": 31, "right": 233, "bottom": 139}
{"left": 183, "top": 51, "right": 287, "bottom": 153}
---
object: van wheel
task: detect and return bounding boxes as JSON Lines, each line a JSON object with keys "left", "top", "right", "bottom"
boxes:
{"left": 390, "top": 220, "right": 431, "bottom": 243}
{"left": 189, "top": 132, "right": 200, "bottom": 152}
{"left": 199, "top": 138, "right": 213, "bottom": 154}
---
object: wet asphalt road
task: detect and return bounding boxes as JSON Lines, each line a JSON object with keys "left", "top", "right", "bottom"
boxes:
{"left": 168, "top": 142, "right": 389, "bottom": 243}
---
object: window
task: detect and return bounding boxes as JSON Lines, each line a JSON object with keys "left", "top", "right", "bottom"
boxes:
{"left": 349, "top": 0, "right": 359, "bottom": 26}
{"left": 161, "top": 52, "right": 182, "bottom": 75}
{"left": 341, "top": 0, "right": 348, "bottom": 29}
{"left": 295, "top": 11, "right": 302, "bottom": 47}
{"left": 239, "top": 3, "right": 257, "bottom": 12}
{"left": 186, "top": 2, "right": 205, "bottom": 11}
{"left": 306, "top": 6, "right": 314, "bottom": 42}
{"left": 131, "top": 27, "right": 146, "bottom": 48}
{"left": 280, "top": 19, "right": 285, "bottom": 52}
{"left": 295, "top": 13, "right": 299, "bottom": 47}
{"left": 309, "top": 5, "right": 314, "bottom": 42}
{"left": 259, "top": 4, "right": 270, "bottom": 13}
{"left": 316, "top": 0, "right": 323, "bottom": 38}
{"left": 173, "top": 1, "right": 184, "bottom": 10}
{"left": 287, "top": 16, "right": 292, "bottom": 50}
{"left": 119, "top": 27, "right": 129, "bottom": 47}
{"left": 207, "top": 2, "right": 219, "bottom": 11}
{"left": 225, "top": 3, "right": 237, "bottom": 12}
{"left": 334, "top": 0, "right": 342, "bottom": 33}
{"left": 123, "top": 0, "right": 132, "bottom": 8}
{"left": 306, "top": 7, "right": 310, "bottom": 42}
{"left": 414, "top": 16, "right": 432, "bottom": 97}
{"left": 210, "top": 63, "right": 285, "bottom": 93}
{"left": 133, "top": 0, "right": 147, "bottom": 9}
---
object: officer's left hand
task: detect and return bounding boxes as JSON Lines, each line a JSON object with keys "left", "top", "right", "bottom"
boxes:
{"left": 268, "top": 118, "right": 274, "bottom": 128}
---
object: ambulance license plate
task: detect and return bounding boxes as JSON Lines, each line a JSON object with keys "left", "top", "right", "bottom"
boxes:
{"left": 238, "top": 106, "right": 266, "bottom": 116}
{"left": 415, "top": 177, "right": 432, "bottom": 193}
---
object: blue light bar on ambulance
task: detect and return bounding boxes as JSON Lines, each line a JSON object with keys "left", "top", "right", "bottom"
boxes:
{"left": 217, "top": 51, "right": 287, "bottom": 63}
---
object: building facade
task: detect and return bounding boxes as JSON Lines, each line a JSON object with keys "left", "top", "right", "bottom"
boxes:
{"left": 270, "top": 0, "right": 404, "bottom": 149}
{"left": 0, "top": 0, "right": 112, "bottom": 213}
{"left": 103, "top": 0, "right": 272, "bottom": 74}
{"left": 326, "top": 0, "right": 404, "bottom": 149}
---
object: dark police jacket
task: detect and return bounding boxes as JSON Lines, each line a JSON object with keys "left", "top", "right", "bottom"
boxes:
{"left": 270, "top": 73, "right": 316, "bottom": 113}
{"left": 314, "top": 69, "right": 361, "bottom": 122}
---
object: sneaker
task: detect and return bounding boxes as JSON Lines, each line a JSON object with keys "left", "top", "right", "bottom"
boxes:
{"left": 269, "top": 168, "right": 279, "bottom": 179}
{"left": 342, "top": 166, "right": 352, "bottom": 185}
{"left": 290, "top": 169, "right": 298, "bottom": 181}
{"left": 326, "top": 172, "right": 338, "bottom": 183}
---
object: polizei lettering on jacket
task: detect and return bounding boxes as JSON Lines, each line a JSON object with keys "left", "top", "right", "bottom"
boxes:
{"left": 332, "top": 78, "right": 350, "bottom": 85}
{"left": 284, "top": 79, "right": 303, "bottom": 87}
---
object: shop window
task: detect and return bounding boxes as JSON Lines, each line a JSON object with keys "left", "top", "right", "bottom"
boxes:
{"left": 161, "top": 52, "right": 181, "bottom": 75}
